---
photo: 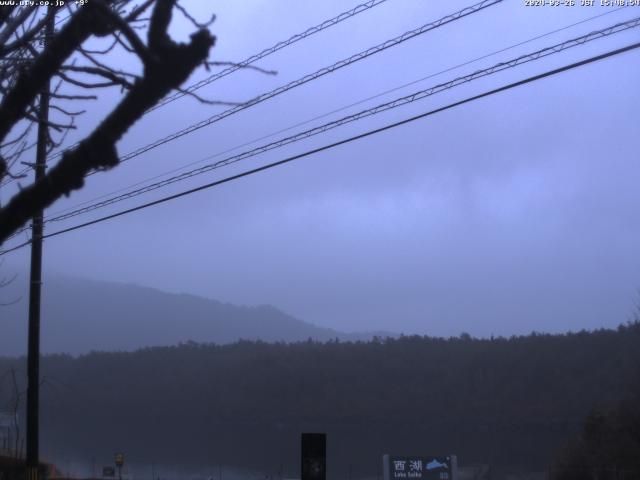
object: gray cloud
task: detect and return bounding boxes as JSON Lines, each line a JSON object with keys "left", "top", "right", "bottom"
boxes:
{"left": 2, "top": 0, "right": 640, "bottom": 342}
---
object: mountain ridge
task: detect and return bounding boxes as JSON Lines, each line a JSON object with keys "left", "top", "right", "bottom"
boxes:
{"left": 0, "top": 274, "right": 395, "bottom": 356}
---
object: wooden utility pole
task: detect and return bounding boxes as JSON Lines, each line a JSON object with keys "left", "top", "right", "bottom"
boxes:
{"left": 26, "top": 10, "right": 54, "bottom": 480}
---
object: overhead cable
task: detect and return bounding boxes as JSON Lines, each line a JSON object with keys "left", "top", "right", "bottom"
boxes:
{"left": 58, "top": 0, "right": 504, "bottom": 173}
{"left": 43, "top": 6, "right": 628, "bottom": 221}
{"left": 0, "top": 0, "right": 394, "bottom": 187}
{"left": 44, "top": 16, "right": 640, "bottom": 224}
{"left": 2, "top": 40, "right": 639, "bottom": 256}
{"left": 151, "top": 0, "right": 394, "bottom": 111}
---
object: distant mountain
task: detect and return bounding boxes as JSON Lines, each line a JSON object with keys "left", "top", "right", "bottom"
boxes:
{"left": 0, "top": 275, "right": 393, "bottom": 356}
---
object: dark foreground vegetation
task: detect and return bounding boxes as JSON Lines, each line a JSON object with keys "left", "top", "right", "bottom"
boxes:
{"left": 552, "top": 397, "right": 640, "bottom": 480}
{"left": 1, "top": 324, "right": 639, "bottom": 478}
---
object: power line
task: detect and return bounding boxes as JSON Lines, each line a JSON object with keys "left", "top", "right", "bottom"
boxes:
{"left": 3, "top": 11, "right": 637, "bottom": 246}
{"left": 0, "top": 238, "right": 31, "bottom": 256}
{"left": 42, "top": 15, "right": 640, "bottom": 225}
{"left": 0, "top": 0, "right": 393, "bottom": 187}
{"left": 43, "top": 6, "right": 628, "bottom": 222}
{"left": 2, "top": 39, "right": 637, "bottom": 255}
{"left": 4, "top": 11, "right": 637, "bottom": 244}
{"left": 151, "top": 0, "right": 394, "bottom": 111}
{"left": 62, "top": 0, "right": 504, "bottom": 174}
{"left": 39, "top": 42, "right": 640, "bottom": 240}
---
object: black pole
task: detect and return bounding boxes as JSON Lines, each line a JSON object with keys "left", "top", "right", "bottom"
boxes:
{"left": 26, "top": 9, "right": 53, "bottom": 480}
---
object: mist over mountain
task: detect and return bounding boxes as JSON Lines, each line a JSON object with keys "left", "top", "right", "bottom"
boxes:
{"left": 0, "top": 275, "right": 392, "bottom": 356}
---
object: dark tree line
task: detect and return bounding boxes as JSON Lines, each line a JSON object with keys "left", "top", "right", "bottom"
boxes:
{"left": 1, "top": 324, "right": 639, "bottom": 478}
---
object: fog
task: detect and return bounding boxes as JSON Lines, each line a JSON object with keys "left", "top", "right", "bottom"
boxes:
{"left": 2, "top": 0, "right": 640, "bottom": 339}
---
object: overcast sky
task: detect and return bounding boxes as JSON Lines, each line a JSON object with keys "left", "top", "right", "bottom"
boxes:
{"left": 2, "top": 0, "right": 640, "bottom": 338}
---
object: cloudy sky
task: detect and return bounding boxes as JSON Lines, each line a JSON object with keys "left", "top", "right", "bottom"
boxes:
{"left": 2, "top": 0, "right": 640, "bottom": 338}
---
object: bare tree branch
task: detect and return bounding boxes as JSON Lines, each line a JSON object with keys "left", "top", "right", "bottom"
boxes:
{"left": 60, "top": 64, "right": 137, "bottom": 88}
{"left": 174, "top": 86, "right": 242, "bottom": 107}
{"left": 0, "top": 7, "right": 57, "bottom": 56}
{"left": 0, "top": 0, "right": 215, "bottom": 244}
{"left": 175, "top": 2, "right": 216, "bottom": 29}
{"left": 0, "top": 1, "right": 111, "bottom": 143}
{"left": 0, "top": 6, "right": 36, "bottom": 48}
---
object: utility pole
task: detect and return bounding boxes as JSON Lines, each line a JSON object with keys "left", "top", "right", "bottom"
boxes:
{"left": 25, "top": 9, "right": 54, "bottom": 480}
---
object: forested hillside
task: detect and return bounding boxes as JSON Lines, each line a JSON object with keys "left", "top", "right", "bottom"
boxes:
{"left": 1, "top": 325, "right": 639, "bottom": 478}
{"left": 552, "top": 397, "right": 640, "bottom": 479}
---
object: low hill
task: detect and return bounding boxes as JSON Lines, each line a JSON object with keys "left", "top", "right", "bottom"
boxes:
{"left": 0, "top": 275, "right": 388, "bottom": 355}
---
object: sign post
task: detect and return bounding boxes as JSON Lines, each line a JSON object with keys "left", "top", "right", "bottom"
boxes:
{"left": 115, "top": 453, "right": 124, "bottom": 480}
{"left": 383, "top": 455, "right": 457, "bottom": 480}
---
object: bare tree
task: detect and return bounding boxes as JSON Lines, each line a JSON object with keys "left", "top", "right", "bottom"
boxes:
{"left": 0, "top": 0, "right": 216, "bottom": 244}
{"left": 0, "top": 258, "right": 19, "bottom": 305}
{"left": 0, "top": 367, "right": 24, "bottom": 458}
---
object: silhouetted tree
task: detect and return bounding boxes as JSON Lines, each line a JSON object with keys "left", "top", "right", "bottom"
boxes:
{"left": 0, "top": 0, "right": 215, "bottom": 244}
{"left": 552, "top": 398, "right": 640, "bottom": 480}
